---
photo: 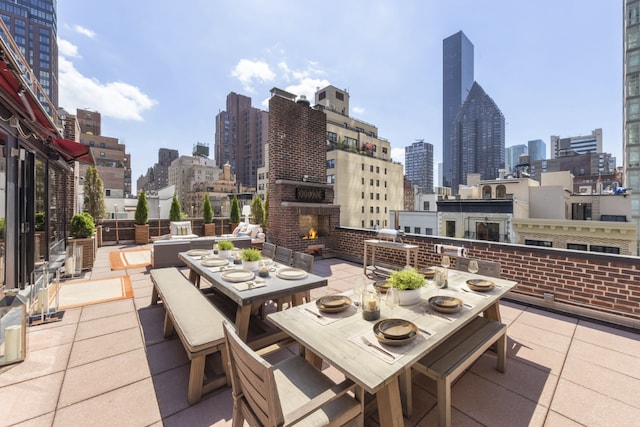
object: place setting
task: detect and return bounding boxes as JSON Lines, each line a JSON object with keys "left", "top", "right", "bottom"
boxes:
{"left": 184, "top": 249, "right": 211, "bottom": 260}
{"left": 461, "top": 278, "right": 502, "bottom": 298}
{"left": 301, "top": 295, "right": 356, "bottom": 324}
{"left": 276, "top": 267, "right": 308, "bottom": 280}
{"left": 424, "top": 294, "right": 474, "bottom": 323}
{"left": 350, "top": 318, "right": 433, "bottom": 363}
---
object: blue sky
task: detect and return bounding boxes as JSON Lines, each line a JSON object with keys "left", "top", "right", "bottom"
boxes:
{"left": 57, "top": 1, "right": 621, "bottom": 191}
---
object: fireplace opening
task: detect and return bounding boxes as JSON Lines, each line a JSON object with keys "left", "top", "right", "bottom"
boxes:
{"left": 299, "top": 214, "right": 330, "bottom": 239}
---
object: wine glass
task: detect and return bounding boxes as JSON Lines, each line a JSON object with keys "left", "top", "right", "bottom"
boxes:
{"left": 385, "top": 287, "right": 400, "bottom": 316}
{"left": 468, "top": 260, "right": 479, "bottom": 274}
{"left": 440, "top": 255, "right": 451, "bottom": 269}
{"left": 352, "top": 276, "right": 366, "bottom": 307}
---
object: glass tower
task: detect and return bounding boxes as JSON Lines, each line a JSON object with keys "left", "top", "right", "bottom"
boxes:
{"left": 442, "top": 31, "right": 474, "bottom": 189}
{"left": 528, "top": 139, "right": 546, "bottom": 161}
{"left": 0, "top": 0, "right": 57, "bottom": 109}
{"left": 405, "top": 140, "right": 434, "bottom": 193}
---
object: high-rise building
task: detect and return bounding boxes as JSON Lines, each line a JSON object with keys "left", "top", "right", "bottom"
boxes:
{"left": 624, "top": 0, "right": 640, "bottom": 253}
{"left": 551, "top": 129, "right": 602, "bottom": 158}
{"left": 450, "top": 81, "right": 505, "bottom": 191}
{"left": 505, "top": 144, "right": 527, "bottom": 171}
{"left": 214, "top": 92, "right": 268, "bottom": 189}
{"left": 405, "top": 140, "right": 434, "bottom": 193}
{"left": 442, "top": 31, "right": 474, "bottom": 189}
{"left": 528, "top": 139, "right": 546, "bottom": 161}
{"left": 77, "top": 108, "right": 101, "bottom": 136}
{"left": 0, "top": 0, "right": 58, "bottom": 110}
{"left": 136, "top": 148, "right": 179, "bottom": 193}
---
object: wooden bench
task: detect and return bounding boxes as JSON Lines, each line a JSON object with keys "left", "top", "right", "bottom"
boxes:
{"left": 150, "top": 267, "right": 231, "bottom": 404}
{"left": 410, "top": 316, "right": 507, "bottom": 427}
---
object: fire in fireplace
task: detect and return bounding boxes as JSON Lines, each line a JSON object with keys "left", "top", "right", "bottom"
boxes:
{"left": 299, "top": 214, "right": 329, "bottom": 239}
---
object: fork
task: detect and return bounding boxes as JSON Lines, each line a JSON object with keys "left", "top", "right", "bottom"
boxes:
{"left": 461, "top": 287, "right": 488, "bottom": 298}
{"left": 305, "top": 308, "right": 323, "bottom": 319}
{"left": 360, "top": 336, "right": 395, "bottom": 359}
{"left": 426, "top": 309, "right": 453, "bottom": 322}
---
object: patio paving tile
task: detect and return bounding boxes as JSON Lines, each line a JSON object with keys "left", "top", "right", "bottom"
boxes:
{"left": 567, "top": 338, "right": 640, "bottom": 379}
{"left": 78, "top": 297, "right": 136, "bottom": 322}
{"left": 0, "top": 343, "right": 71, "bottom": 387}
{"left": 26, "top": 323, "right": 77, "bottom": 352}
{"left": 506, "top": 336, "right": 568, "bottom": 376}
{"left": 74, "top": 310, "right": 139, "bottom": 341}
{"left": 543, "top": 410, "right": 585, "bottom": 426}
{"left": 58, "top": 347, "right": 150, "bottom": 407}
{"left": 573, "top": 320, "right": 640, "bottom": 357}
{"left": 550, "top": 378, "right": 640, "bottom": 427}
{"left": 67, "top": 327, "right": 143, "bottom": 368}
{"left": 145, "top": 338, "right": 189, "bottom": 375}
{"left": 507, "top": 321, "right": 573, "bottom": 354}
{"left": 516, "top": 307, "right": 578, "bottom": 337}
{"left": 0, "top": 371, "right": 64, "bottom": 425}
{"left": 10, "top": 411, "right": 55, "bottom": 427}
{"left": 53, "top": 378, "right": 161, "bottom": 427}
{"left": 149, "top": 364, "right": 193, "bottom": 419}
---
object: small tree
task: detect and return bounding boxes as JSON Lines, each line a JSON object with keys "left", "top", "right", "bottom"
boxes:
{"left": 250, "top": 195, "right": 264, "bottom": 226}
{"left": 202, "top": 193, "right": 213, "bottom": 224}
{"left": 134, "top": 190, "right": 148, "bottom": 225}
{"left": 83, "top": 165, "right": 107, "bottom": 223}
{"left": 230, "top": 193, "right": 241, "bottom": 224}
{"left": 169, "top": 194, "right": 182, "bottom": 221}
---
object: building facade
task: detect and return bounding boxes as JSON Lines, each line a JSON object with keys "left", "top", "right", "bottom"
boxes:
{"left": 168, "top": 155, "right": 221, "bottom": 217}
{"left": 136, "top": 148, "right": 179, "bottom": 194}
{"left": 551, "top": 128, "right": 603, "bottom": 158}
{"left": 450, "top": 81, "right": 505, "bottom": 192}
{"left": 405, "top": 140, "right": 434, "bottom": 193}
{"left": 442, "top": 31, "right": 474, "bottom": 189}
{"left": 505, "top": 144, "right": 527, "bottom": 171}
{"left": 624, "top": 0, "right": 640, "bottom": 253}
{"left": 0, "top": 0, "right": 57, "bottom": 110}
{"left": 214, "top": 92, "right": 268, "bottom": 189}
{"left": 528, "top": 139, "right": 546, "bottom": 161}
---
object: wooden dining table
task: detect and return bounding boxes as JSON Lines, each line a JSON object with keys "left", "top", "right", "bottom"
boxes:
{"left": 178, "top": 252, "right": 328, "bottom": 349}
{"left": 268, "top": 268, "right": 517, "bottom": 426}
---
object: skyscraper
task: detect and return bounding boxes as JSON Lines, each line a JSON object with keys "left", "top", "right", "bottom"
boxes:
{"left": 0, "top": 0, "right": 58, "bottom": 109}
{"left": 528, "top": 139, "right": 546, "bottom": 161}
{"left": 624, "top": 0, "right": 640, "bottom": 253}
{"left": 450, "top": 82, "right": 505, "bottom": 191}
{"left": 214, "top": 92, "right": 268, "bottom": 189}
{"left": 405, "top": 140, "right": 434, "bottom": 193}
{"left": 505, "top": 144, "right": 527, "bottom": 171}
{"left": 442, "top": 31, "right": 474, "bottom": 189}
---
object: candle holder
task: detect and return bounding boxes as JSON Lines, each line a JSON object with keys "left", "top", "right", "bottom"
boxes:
{"left": 1, "top": 290, "right": 27, "bottom": 366}
{"left": 361, "top": 288, "right": 380, "bottom": 321}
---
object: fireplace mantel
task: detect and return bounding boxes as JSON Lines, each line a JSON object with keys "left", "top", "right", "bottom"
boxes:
{"left": 280, "top": 201, "right": 339, "bottom": 208}
{"left": 275, "top": 179, "right": 333, "bottom": 189}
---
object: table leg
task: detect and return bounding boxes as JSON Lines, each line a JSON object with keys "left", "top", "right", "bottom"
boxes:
{"left": 483, "top": 302, "right": 502, "bottom": 322}
{"left": 399, "top": 367, "right": 412, "bottom": 417}
{"left": 376, "top": 376, "right": 404, "bottom": 427}
{"left": 188, "top": 269, "right": 200, "bottom": 289}
{"left": 235, "top": 305, "right": 252, "bottom": 341}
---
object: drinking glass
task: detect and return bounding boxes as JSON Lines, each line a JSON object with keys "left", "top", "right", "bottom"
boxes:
{"left": 385, "top": 288, "right": 399, "bottom": 316}
{"left": 434, "top": 268, "right": 448, "bottom": 295}
{"left": 439, "top": 255, "right": 450, "bottom": 289}
{"left": 440, "top": 255, "right": 451, "bottom": 269}
{"left": 468, "top": 260, "right": 479, "bottom": 274}
{"left": 352, "top": 276, "right": 366, "bottom": 307}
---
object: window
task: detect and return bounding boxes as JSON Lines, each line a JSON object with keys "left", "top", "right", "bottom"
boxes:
{"left": 362, "top": 220, "right": 365, "bottom": 227}
{"left": 376, "top": 180, "right": 380, "bottom": 187}
{"left": 376, "top": 193, "right": 379, "bottom": 200}
{"left": 382, "top": 147, "right": 388, "bottom": 154}
{"left": 361, "top": 206, "right": 364, "bottom": 213}
{"left": 361, "top": 192, "right": 365, "bottom": 199}
{"left": 326, "top": 159, "right": 335, "bottom": 168}
{"left": 445, "top": 221, "right": 456, "bottom": 237}
{"left": 423, "top": 201, "right": 430, "bottom": 210}
{"left": 567, "top": 243, "right": 588, "bottom": 251}
{"left": 318, "top": 91, "right": 326, "bottom": 100}
{"left": 361, "top": 177, "right": 365, "bottom": 185}
{"left": 376, "top": 207, "right": 380, "bottom": 213}
{"left": 525, "top": 239, "right": 552, "bottom": 247}
{"left": 496, "top": 185, "right": 506, "bottom": 198}
{"left": 590, "top": 245, "right": 620, "bottom": 254}
{"left": 414, "top": 227, "right": 421, "bottom": 234}
{"left": 376, "top": 166, "right": 379, "bottom": 173}
{"left": 482, "top": 185, "right": 492, "bottom": 199}
{"left": 370, "top": 206, "right": 374, "bottom": 213}
{"left": 327, "top": 174, "right": 335, "bottom": 184}
{"left": 425, "top": 228, "right": 433, "bottom": 235}
{"left": 361, "top": 163, "right": 365, "bottom": 171}
{"left": 476, "top": 222, "right": 500, "bottom": 241}
{"left": 336, "top": 91, "right": 344, "bottom": 101}
{"left": 370, "top": 179, "right": 374, "bottom": 185}
{"left": 370, "top": 165, "right": 374, "bottom": 172}
{"left": 100, "top": 152, "right": 105, "bottom": 157}
{"left": 370, "top": 193, "right": 374, "bottom": 200}
{"left": 571, "top": 203, "right": 592, "bottom": 220}
{"left": 404, "top": 226, "right": 411, "bottom": 233}
{"left": 327, "top": 131, "right": 337, "bottom": 143}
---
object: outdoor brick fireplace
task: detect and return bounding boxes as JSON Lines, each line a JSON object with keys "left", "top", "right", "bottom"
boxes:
{"left": 267, "top": 89, "right": 340, "bottom": 254}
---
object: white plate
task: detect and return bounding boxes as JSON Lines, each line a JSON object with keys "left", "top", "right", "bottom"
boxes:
{"left": 221, "top": 269, "right": 255, "bottom": 283}
{"left": 276, "top": 268, "right": 307, "bottom": 280}
{"left": 201, "top": 257, "right": 228, "bottom": 267}
{"left": 186, "top": 249, "right": 210, "bottom": 257}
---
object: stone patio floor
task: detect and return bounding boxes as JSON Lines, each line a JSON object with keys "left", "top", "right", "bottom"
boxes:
{"left": 1, "top": 244, "right": 639, "bottom": 426}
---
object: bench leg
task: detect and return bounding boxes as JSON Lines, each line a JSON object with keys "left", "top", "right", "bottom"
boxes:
{"left": 437, "top": 377, "right": 452, "bottom": 427}
{"left": 163, "top": 311, "right": 175, "bottom": 338}
{"left": 188, "top": 355, "right": 206, "bottom": 404}
{"left": 496, "top": 333, "right": 507, "bottom": 373}
{"left": 151, "top": 287, "right": 159, "bottom": 305}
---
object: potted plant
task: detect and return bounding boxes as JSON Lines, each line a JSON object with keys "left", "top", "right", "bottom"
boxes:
{"left": 83, "top": 166, "right": 107, "bottom": 246}
{"left": 202, "top": 193, "right": 215, "bottom": 236}
{"left": 250, "top": 195, "right": 265, "bottom": 228}
{"left": 386, "top": 268, "right": 426, "bottom": 305}
{"left": 229, "top": 193, "right": 241, "bottom": 233}
{"left": 134, "top": 190, "right": 149, "bottom": 244}
{"left": 69, "top": 212, "right": 96, "bottom": 270}
{"left": 241, "top": 248, "right": 263, "bottom": 271}
{"left": 217, "top": 240, "right": 234, "bottom": 259}
{"left": 169, "top": 194, "right": 183, "bottom": 221}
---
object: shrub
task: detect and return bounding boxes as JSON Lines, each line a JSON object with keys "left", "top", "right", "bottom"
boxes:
{"left": 83, "top": 165, "right": 107, "bottom": 223}
{"left": 134, "top": 190, "right": 149, "bottom": 225}
{"left": 230, "top": 193, "right": 241, "bottom": 223}
{"left": 241, "top": 248, "right": 262, "bottom": 262}
{"left": 70, "top": 212, "right": 95, "bottom": 238}
{"left": 217, "top": 240, "right": 234, "bottom": 250}
{"left": 169, "top": 194, "right": 182, "bottom": 221}
{"left": 250, "top": 195, "right": 265, "bottom": 227}
{"left": 386, "top": 268, "right": 426, "bottom": 290}
{"left": 35, "top": 211, "right": 45, "bottom": 231}
{"left": 202, "top": 193, "right": 213, "bottom": 224}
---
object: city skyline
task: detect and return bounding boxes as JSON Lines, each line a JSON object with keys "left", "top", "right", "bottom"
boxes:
{"left": 56, "top": 1, "right": 621, "bottom": 190}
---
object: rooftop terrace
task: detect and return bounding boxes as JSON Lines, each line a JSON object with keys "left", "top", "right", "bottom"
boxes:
{"left": 1, "top": 244, "right": 639, "bottom": 426}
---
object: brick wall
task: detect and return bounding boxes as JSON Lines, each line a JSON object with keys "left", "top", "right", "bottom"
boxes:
{"left": 334, "top": 227, "right": 640, "bottom": 327}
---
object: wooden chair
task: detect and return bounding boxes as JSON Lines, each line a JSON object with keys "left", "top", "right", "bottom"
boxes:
{"left": 261, "top": 242, "right": 276, "bottom": 259}
{"left": 455, "top": 258, "right": 501, "bottom": 278}
{"left": 222, "top": 321, "right": 365, "bottom": 427}
{"left": 292, "top": 251, "right": 314, "bottom": 273}
{"left": 274, "top": 246, "right": 293, "bottom": 265}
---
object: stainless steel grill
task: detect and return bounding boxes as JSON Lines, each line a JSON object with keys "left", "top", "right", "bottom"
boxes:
{"left": 376, "top": 228, "right": 405, "bottom": 243}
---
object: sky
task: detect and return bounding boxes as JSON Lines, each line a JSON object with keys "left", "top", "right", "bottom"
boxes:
{"left": 56, "top": 0, "right": 622, "bottom": 192}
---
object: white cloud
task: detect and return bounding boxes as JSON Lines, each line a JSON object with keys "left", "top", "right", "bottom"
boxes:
{"left": 231, "top": 59, "right": 276, "bottom": 92}
{"left": 73, "top": 25, "right": 96, "bottom": 38}
{"left": 391, "top": 147, "right": 405, "bottom": 165}
{"left": 57, "top": 38, "right": 80, "bottom": 58}
{"left": 58, "top": 53, "right": 157, "bottom": 121}
{"left": 352, "top": 106, "right": 365, "bottom": 115}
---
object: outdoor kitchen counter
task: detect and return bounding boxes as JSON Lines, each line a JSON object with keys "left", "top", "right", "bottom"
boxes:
{"left": 363, "top": 239, "right": 419, "bottom": 275}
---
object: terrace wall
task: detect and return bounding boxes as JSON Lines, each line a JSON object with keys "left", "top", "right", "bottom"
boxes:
{"left": 334, "top": 227, "right": 640, "bottom": 329}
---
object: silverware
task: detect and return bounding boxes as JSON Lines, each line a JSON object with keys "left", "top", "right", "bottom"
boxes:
{"left": 305, "top": 308, "right": 323, "bottom": 319}
{"left": 417, "top": 327, "right": 432, "bottom": 336}
{"left": 461, "top": 287, "right": 488, "bottom": 298}
{"left": 360, "top": 336, "right": 395, "bottom": 359}
{"left": 426, "top": 309, "right": 453, "bottom": 322}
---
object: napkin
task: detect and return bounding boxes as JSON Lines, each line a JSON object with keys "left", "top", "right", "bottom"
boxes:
{"left": 232, "top": 280, "right": 266, "bottom": 291}
{"left": 350, "top": 329, "right": 431, "bottom": 364}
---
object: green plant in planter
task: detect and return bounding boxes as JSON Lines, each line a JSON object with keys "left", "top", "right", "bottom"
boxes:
{"left": 202, "top": 193, "right": 213, "bottom": 224}
{"left": 386, "top": 268, "right": 426, "bottom": 290}
{"left": 70, "top": 212, "right": 95, "bottom": 238}
{"left": 169, "top": 194, "right": 182, "bottom": 221}
{"left": 35, "top": 211, "right": 46, "bottom": 231}
{"left": 230, "top": 193, "right": 241, "bottom": 224}
{"left": 134, "top": 190, "right": 149, "bottom": 225}
{"left": 241, "top": 248, "right": 262, "bottom": 262}
{"left": 250, "top": 195, "right": 264, "bottom": 227}
{"left": 217, "top": 240, "right": 234, "bottom": 251}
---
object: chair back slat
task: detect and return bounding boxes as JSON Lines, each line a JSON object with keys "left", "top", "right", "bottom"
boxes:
{"left": 262, "top": 242, "right": 276, "bottom": 259}
{"left": 456, "top": 258, "right": 501, "bottom": 278}
{"left": 274, "top": 246, "right": 293, "bottom": 265}
{"left": 223, "top": 322, "right": 284, "bottom": 426}
{"left": 292, "top": 251, "right": 314, "bottom": 273}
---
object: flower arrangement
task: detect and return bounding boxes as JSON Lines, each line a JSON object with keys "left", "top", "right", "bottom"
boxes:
{"left": 386, "top": 268, "right": 426, "bottom": 290}
{"left": 241, "top": 248, "right": 262, "bottom": 262}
